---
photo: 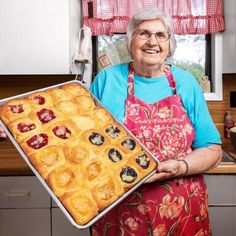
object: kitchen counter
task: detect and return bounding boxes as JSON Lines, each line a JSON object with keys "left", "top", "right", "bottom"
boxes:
{"left": 1, "top": 138, "right": 236, "bottom": 176}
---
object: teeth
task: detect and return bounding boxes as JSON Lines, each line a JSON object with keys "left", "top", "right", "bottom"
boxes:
{"left": 143, "top": 49, "right": 158, "bottom": 54}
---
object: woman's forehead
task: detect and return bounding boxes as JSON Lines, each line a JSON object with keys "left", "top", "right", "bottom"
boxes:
{"left": 137, "top": 19, "right": 167, "bottom": 31}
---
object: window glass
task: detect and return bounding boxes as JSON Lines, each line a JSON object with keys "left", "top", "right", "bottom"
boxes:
{"left": 97, "top": 34, "right": 208, "bottom": 84}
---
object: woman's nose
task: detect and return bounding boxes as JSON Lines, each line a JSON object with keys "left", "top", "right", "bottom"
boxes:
{"left": 146, "top": 34, "right": 158, "bottom": 46}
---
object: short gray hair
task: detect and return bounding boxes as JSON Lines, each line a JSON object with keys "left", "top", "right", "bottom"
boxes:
{"left": 127, "top": 8, "right": 177, "bottom": 58}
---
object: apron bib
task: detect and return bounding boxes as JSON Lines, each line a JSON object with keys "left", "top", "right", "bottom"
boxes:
{"left": 92, "top": 65, "right": 211, "bottom": 236}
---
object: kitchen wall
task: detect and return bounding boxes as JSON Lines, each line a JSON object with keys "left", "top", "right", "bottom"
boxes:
{"left": 208, "top": 73, "right": 236, "bottom": 146}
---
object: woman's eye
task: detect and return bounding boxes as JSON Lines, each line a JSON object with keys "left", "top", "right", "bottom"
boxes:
{"left": 139, "top": 30, "right": 150, "bottom": 37}
{"left": 157, "top": 32, "right": 166, "bottom": 38}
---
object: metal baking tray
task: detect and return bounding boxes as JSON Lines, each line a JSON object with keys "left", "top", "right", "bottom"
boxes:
{"left": 0, "top": 80, "right": 159, "bottom": 229}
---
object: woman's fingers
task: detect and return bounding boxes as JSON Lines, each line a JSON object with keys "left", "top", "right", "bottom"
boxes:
{"left": 144, "top": 172, "right": 173, "bottom": 183}
{"left": 0, "top": 126, "right": 7, "bottom": 139}
{"left": 144, "top": 160, "right": 185, "bottom": 183}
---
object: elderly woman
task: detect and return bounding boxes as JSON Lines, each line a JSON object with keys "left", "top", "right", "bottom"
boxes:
{"left": 90, "top": 8, "right": 222, "bottom": 236}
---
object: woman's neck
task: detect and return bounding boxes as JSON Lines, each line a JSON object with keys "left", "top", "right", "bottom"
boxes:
{"left": 131, "top": 62, "right": 165, "bottom": 78}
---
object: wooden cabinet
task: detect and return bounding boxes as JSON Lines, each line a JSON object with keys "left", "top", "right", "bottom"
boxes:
{"left": 0, "top": 176, "right": 91, "bottom": 235}
{"left": 205, "top": 174, "right": 236, "bottom": 236}
{"left": 52, "top": 208, "right": 91, "bottom": 236}
{"left": 0, "top": 176, "right": 51, "bottom": 236}
{"left": 0, "top": 209, "right": 51, "bottom": 236}
{"left": 222, "top": 0, "right": 236, "bottom": 73}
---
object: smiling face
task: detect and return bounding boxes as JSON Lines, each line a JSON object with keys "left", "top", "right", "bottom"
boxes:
{"left": 131, "top": 19, "right": 170, "bottom": 77}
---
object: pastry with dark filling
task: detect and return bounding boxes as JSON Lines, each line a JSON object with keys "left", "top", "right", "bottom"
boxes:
{"left": 81, "top": 129, "right": 110, "bottom": 150}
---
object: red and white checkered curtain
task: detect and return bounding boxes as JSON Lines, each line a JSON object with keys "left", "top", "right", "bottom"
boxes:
{"left": 82, "top": 0, "right": 225, "bottom": 35}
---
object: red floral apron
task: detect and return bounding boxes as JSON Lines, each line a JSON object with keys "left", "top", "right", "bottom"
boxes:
{"left": 92, "top": 65, "right": 211, "bottom": 236}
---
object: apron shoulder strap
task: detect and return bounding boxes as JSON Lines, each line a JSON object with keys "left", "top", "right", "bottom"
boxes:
{"left": 163, "top": 64, "right": 177, "bottom": 94}
{"left": 128, "top": 63, "right": 135, "bottom": 96}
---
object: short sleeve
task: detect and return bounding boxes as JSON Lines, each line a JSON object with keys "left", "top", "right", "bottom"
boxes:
{"left": 180, "top": 75, "right": 222, "bottom": 149}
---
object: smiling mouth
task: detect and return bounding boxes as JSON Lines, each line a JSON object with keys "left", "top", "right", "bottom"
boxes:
{"left": 143, "top": 49, "right": 160, "bottom": 54}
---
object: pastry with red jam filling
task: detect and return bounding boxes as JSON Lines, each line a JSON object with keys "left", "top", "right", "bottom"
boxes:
{"left": 0, "top": 99, "right": 31, "bottom": 124}
{"left": 26, "top": 91, "right": 55, "bottom": 107}
{"left": 8, "top": 117, "right": 41, "bottom": 141}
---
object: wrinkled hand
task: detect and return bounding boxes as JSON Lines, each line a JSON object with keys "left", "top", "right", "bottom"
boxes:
{"left": 0, "top": 126, "right": 7, "bottom": 139}
{"left": 145, "top": 159, "right": 186, "bottom": 183}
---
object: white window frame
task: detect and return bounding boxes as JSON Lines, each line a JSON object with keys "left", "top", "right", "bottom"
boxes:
{"left": 204, "top": 33, "right": 223, "bottom": 101}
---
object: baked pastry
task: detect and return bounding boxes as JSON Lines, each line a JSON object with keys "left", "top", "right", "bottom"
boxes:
{"left": 103, "top": 147, "right": 127, "bottom": 170}
{"left": 19, "top": 132, "right": 58, "bottom": 155}
{"left": 46, "top": 120, "right": 79, "bottom": 145}
{"left": 64, "top": 139, "right": 96, "bottom": 165}
{"left": 102, "top": 123, "right": 127, "bottom": 141}
{"left": 70, "top": 114, "right": 95, "bottom": 132}
{"left": 7, "top": 117, "right": 41, "bottom": 141}
{"left": 0, "top": 99, "right": 31, "bottom": 124}
{"left": 116, "top": 164, "right": 143, "bottom": 189}
{"left": 61, "top": 188, "right": 99, "bottom": 225}
{"left": 28, "top": 145, "right": 66, "bottom": 179}
{"left": 74, "top": 95, "right": 96, "bottom": 113}
{"left": 28, "top": 107, "right": 62, "bottom": 126}
{"left": 0, "top": 82, "right": 158, "bottom": 226}
{"left": 47, "top": 164, "right": 81, "bottom": 198}
{"left": 47, "top": 88, "right": 73, "bottom": 102}
{"left": 61, "top": 83, "right": 91, "bottom": 98}
{"left": 92, "top": 107, "right": 114, "bottom": 128}
{"left": 127, "top": 150, "right": 157, "bottom": 178}
{"left": 91, "top": 175, "right": 124, "bottom": 210}
{"left": 80, "top": 129, "right": 110, "bottom": 151}
{"left": 56, "top": 101, "right": 80, "bottom": 115}
{"left": 118, "top": 136, "right": 141, "bottom": 154}
{"left": 26, "top": 91, "right": 55, "bottom": 108}
{"left": 81, "top": 157, "right": 111, "bottom": 185}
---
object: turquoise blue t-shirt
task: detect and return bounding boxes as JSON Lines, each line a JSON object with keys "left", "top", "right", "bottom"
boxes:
{"left": 90, "top": 63, "right": 221, "bottom": 149}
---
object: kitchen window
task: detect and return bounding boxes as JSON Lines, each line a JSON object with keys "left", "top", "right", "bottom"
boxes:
{"left": 94, "top": 32, "right": 222, "bottom": 101}
{"left": 83, "top": 0, "right": 225, "bottom": 101}
{"left": 96, "top": 34, "right": 210, "bottom": 84}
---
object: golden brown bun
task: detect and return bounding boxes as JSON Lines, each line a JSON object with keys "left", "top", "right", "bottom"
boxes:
{"left": 64, "top": 139, "right": 96, "bottom": 165}
{"left": 80, "top": 157, "right": 111, "bottom": 185}
{"left": 7, "top": 117, "right": 41, "bottom": 142}
{"left": 91, "top": 175, "right": 125, "bottom": 210}
{"left": 45, "top": 120, "right": 79, "bottom": 146}
{"left": 117, "top": 136, "right": 141, "bottom": 154}
{"left": 102, "top": 147, "right": 128, "bottom": 170}
{"left": 26, "top": 91, "right": 55, "bottom": 108}
{"left": 116, "top": 164, "right": 144, "bottom": 189}
{"left": 70, "top": 114, "right": 95, "bottom": 132}
{"left": 127, "top": 151, "right": 157, "bottom": 178}
{"left": 0, "top": 99, "right": 32, "bottom": 124}
{"left": 27, "top": 107, "right": 62, "bottom": 126}
{"left": 92, "top": 107, "right": 114, "bottom": 128}
{"left": 19, "top": 132, "right": 58, "bottom": 156}
{"left": 61, "top": 83, "right": 92, "bottom": 98}
{"left": 61, "top": 188, "right": 99, "bottom": 225}
{"left": 46, "top": 88, "right": 73, "bottom": 102}
{"left": 47, "top": 164, "right": 81, "bottom": 198}
{"left": 101, "top": 123, "right": 128, "bottom": 143}
{"left": 28, "top": 145, "right": 66, "bottom": 179}
{"left": 56, "top": 101, "right": 80, "bottom": 115}
{"left": 74, "top": 95, "right": 96, "bottom": 114}
{"left": 80, "top": 129, "right": 110, "bottom": 152}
